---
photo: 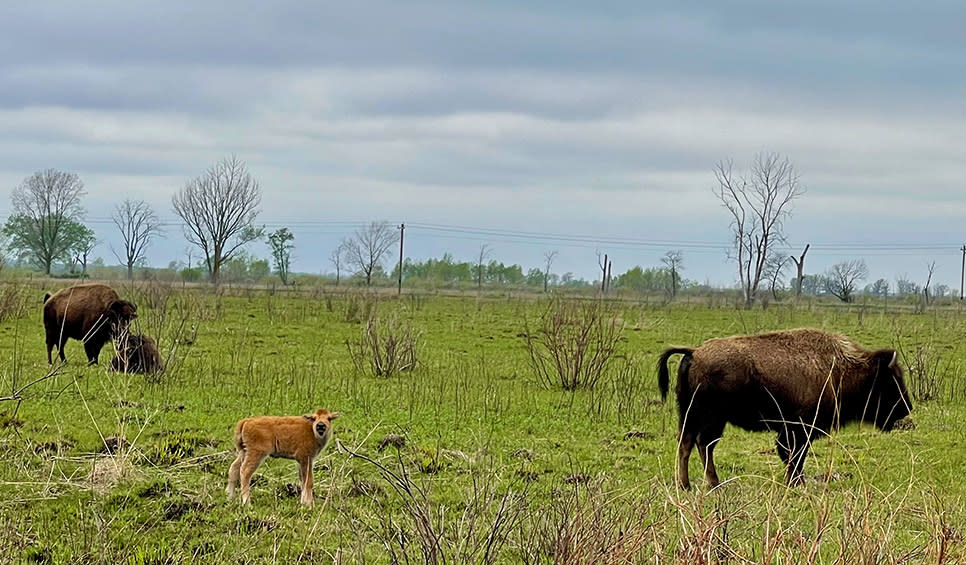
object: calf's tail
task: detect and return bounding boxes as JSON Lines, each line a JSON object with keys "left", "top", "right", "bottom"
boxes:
{"left": 233, "top": 419, "right": 248, "bottom": 451}
{"left": 657, "top": 347, "right": 694, "bottom": 401}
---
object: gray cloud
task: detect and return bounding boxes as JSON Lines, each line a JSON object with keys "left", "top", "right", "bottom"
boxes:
{"left": 1, "top": 2, "right": 965, "bottom": 286}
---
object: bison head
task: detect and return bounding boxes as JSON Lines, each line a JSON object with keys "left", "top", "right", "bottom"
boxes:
{"left": 108, "top": 300, "right": 138, "bottom": 328}
{"left": 304, "top": 409, "right": 340, "bottom": 441}
{"left": 866, "top": 350, "right": 912, "bottom": 431}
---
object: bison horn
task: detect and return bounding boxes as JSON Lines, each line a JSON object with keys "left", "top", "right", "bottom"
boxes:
{"left": 888, "top": 350, "right": 897, "bottom": 368}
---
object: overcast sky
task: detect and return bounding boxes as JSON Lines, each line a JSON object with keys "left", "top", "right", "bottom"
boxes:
{"left": 2, "top": 2, "right": 965, "bottom": 289}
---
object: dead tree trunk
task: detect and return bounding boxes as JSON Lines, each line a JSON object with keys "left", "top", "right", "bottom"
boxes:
{"left": 791, "top": 244, "right": 810, "bottom": 297}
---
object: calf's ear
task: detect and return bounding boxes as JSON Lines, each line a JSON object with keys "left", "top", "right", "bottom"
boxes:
{"left": 328, "top": 412, "right": 341, "bottom": 420}
{"left": 303, "top": 414, "right": 316, "bottom": 421}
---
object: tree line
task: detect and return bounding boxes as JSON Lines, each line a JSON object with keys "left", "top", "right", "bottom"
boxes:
{"left": 2, "top": 154, "right": 951, "bottom": 301}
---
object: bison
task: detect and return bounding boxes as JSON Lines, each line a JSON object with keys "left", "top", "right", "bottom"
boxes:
{"left": 43, "top": 284, "right": 137, "bottom": 365}
{"left": 657, "top": 328, "right": 912, "bottom": 489}
{"left": 226, "top": 409, "right": 340, "bottom": 506}
{"left": 110, "top": 333, "right": 163, "bottom": 374}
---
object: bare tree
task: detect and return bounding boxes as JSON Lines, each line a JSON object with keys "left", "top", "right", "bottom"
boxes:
{"left": 543, "top": 250, "right": 558, "bottom": 293}
{"left": 661, "top": 250, "right": 684, "bottom": 299}
{"left": 869, "top": 278, "right": 890, "bottom": 298}
{"left": 172, "top": 155, "right": 264, "bottom": 284}
{"left": 715, "top": 153, "right": 804, "bottom": 308}
{"left": 112, "top": 199, "right": 163, "bottom": 279}
{"left": 343, "top": 221, "right": 399, "bottom": 286}
{"left": 329, "top": 243, "right": 346, "bottom": 286}
{"left": 763, "top": 252, "right": 790, "bottom": 300}
{"left": 790, "top": 244, "right": 810, "bottom": 298}
{"left": 2, "top": 169, "right": 86, "bottom": 275}
{"left": 923, "top": 261, "right": 937, "bottom": 305}
{"left": 824, "top": 259, "right": 869, "bottom": 303}
{"left": 597, "top": 250, "right": 609, "bottom": 293}
{"left": 476, "top": 244, "right": 491, "bottom": 290}
{"left": 895, "top": 274, "right": 920, "bottom": 297}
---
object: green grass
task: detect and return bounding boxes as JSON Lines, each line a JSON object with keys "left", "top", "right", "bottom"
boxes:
{"left": 1, "top": 282, "right": 964, "bottom": 563}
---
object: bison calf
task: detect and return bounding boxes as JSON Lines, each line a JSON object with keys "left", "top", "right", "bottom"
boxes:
{"left": 110, "top": 333, "right": 163, "bottom": 374}
{"left": 43, "top": 283, "right": 137, "bottom": 365}
{"left": 658, "top": 328, "right": 911, "bottom": 489}
{"left": 226, "top": 409, "right": 340, "bottom": 506}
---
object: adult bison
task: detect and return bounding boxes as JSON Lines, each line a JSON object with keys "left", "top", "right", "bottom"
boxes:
{"left": 657, "top": 328, "right": 911, "bottom": 489}
{"left": 43, "top": 284, "right": 137, "bottom": 365}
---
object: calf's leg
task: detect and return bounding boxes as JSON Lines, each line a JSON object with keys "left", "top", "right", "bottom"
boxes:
{"left": 299, "top": 458, "right": 314, "bottom": 506}
{"left": 226, "top": 450, "right": 245, "bottom": 499}
{"left": 239, "top": 452, "right": 269, "bottom": 504}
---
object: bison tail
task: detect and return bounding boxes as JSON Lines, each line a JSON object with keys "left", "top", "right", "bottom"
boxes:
{"left": 43, "top": 293, "right": 51, "bottom": 303}
{"left": 657, "top": 347, "right": 694, "bottom": 402}
{"left": 233, "top": 419, "right": 248, "bottom": 451}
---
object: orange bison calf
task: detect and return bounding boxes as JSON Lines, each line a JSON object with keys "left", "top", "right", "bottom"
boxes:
{"left": 226, "top": 409, "right": 340, "bottom": 506}
{"left": 658, "top": 328, "right": 912, "bottom": 489}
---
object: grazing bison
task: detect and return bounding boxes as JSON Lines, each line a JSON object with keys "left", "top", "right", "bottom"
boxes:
{"left": 657, "top": 328, "right": 911, "bottom": 489}
{"left": 43, "top": 284, "right": 138, "bottom": 365}
{"left": 110, "top": 333, "right": 163, "bottom": 374}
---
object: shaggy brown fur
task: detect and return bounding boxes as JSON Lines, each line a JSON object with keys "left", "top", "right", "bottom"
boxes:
{"left": 43, "top": 284, "right": 138, "bottom": 365}
{"left": 657, "top": 328, "right": 912, "bottom": 489}
{"left": 226, "top": 409, "right": 340, "bottom": 506}
{"left": 109, "top": 333, "right": 163, "bottom": 374}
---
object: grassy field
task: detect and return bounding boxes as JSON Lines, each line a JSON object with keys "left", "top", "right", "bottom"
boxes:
{"left": 1, "top": 281, "right": 964, "bottom": 563}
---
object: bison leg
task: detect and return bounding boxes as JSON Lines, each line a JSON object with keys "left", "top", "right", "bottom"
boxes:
{"left": 55, "top": 334, "right": 69, "bottom": 363}
{"left": 84, "top": 335, "right": 108, "bottom": 365}
{"left": 776, "top": 427, "right": 811, "bottom": 485}
{"left": 677, "top": 430, "right": 696, "bottom": 490}
{"left": 227, "top": 450, "right": 245, "bottom": 499}
{"left": 239, "top": 451, "right": 271, "bottom": 505}
{"left": 299, "top": 458, "right": 314, "bottom": 506}
{"left": 697, "top": 423, "right": 725, "bottom": 488}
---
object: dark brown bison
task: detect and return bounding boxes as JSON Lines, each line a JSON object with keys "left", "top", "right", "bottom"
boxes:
{"left": 110, "top": 333, "right": 163, "bottom": 374}
{"left": 43, "top": 284, "right": 137, "bottom": 365}
{"left": 657, "top": 328, "right": 911, "bottom": 489}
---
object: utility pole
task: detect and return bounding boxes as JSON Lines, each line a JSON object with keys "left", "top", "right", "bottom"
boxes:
{"left": 960, "top": 244, "right": 965, "bottom": 300}
{"left": 397, "top": 223, "right": 405, "bottom": 295}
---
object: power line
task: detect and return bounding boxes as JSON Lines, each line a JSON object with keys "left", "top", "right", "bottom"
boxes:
{"left": 1, "top": 209, "right": 960, "bottom": 256}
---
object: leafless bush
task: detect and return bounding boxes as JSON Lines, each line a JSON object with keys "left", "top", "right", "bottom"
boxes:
{"left": 344, "top": 291, "right": 378, "bottom": 323}
{"left": 346, "top": 313, "right": 420, "bottom": 377}
{"left": 0, "top": 283, "right": 30, "bottom": 323}
{"left": 339, "top": 439, "right": 526, "bottom": 564}
{"left": 524, "top": 296, "right": 625, "bottom": 390}
{"left": 516, "top": 481, "right": 663, "bottom": 563}
{"left": 897, "top": 339, "right": 951, "bottom": 402}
